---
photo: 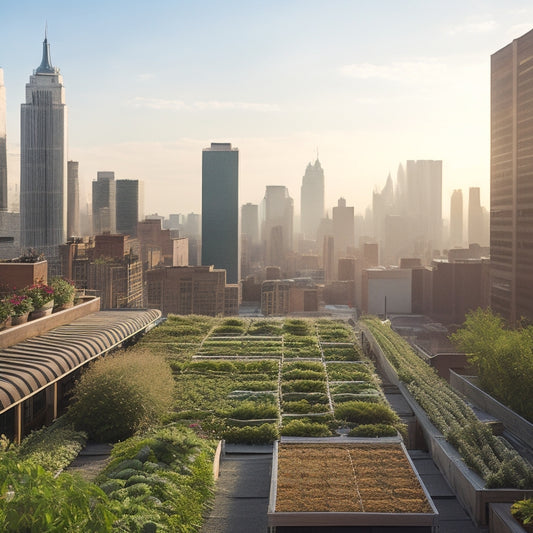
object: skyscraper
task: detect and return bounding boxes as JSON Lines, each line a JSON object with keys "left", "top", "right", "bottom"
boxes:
{"left": 0, "top": 68, "right": 7, "bottom": 211}
{"left": 241, "top": 203, "right": 259, "bottom": 244}
{"left": 491, "top": 28, "right": 533, "bottom": 323}
{"left": 20, "top": 35, "right": 67, "bottom": 261}
{"left": 201, "top": 142, "right": 239, "bottom": 284}
{"left": 449, "top": 189, "right": 463, "bottom": 248}
{"left": 300, "top": 159, "right": 324, "bottom": 240}
{"left": 67, "top": 161, "right": 80, "bottom": 238}
{"left": 468, "top": 187, "right": 483, "bottom": 246}
{"left": 92, "top": 171, "right": 116, "bottom": 234}
{"left": 332, "top": 197, "right": 354, "bottom": 257}
{"left": 116, "top": 179, "right": 142, "bottom": 237}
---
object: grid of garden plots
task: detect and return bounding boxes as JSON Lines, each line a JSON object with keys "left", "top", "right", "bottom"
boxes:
{"left": 136, "top": 316, "right": 402, "bottom": 443}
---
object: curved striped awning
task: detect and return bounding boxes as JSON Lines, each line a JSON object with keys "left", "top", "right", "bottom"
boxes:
{"left": 0, "top": 309, "right": 161, "bottom": 413}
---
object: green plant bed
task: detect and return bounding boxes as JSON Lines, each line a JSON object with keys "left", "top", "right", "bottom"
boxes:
{"left": 222, "top": 423, "right": 279, "bottom": 444}
{"left": 283, "top": 361, "right": 323, "bottom": 372}
{"left": 212, "top": 325, "right": 246, "bottom": 335}
{"left": 333, "top": 393, "right": 381, "bottom": 404}
{"left": 283, "top": 319, "right": 314, "bottom": 336}
{"left": 329, "top": 382, "right": 376, "bottom": 394}
{"left": 225, "top": 418, "right": 279, "bottom": 427}
{"left": 283, "top": 399, "right": 330, "bottom": 414}
{"left": 334, "top": 401, "right": 398, "bottom": 425}
{"left": 281, "top": 392, "right": 329, "bottom": 403}
{"left": 282, "top": 380, "right": 327, "bottom": 393}
{"left": 322, "top": 346, "right": 362, "bottom": 361}
{"left": 348, "top": 424, "right": 398, "bottom": 438}
{"left": 326, "top": 362, "right": 373, "bottom": 381}
{"left": 229, "top": 380, "right": 277, "bottom": 391}
{"left": 282, "top": 369, "right": 326, "bottom": 381}
{"left": 248, "top": 320, "right": 283, "bottom": 336}
{"left": 225, "top": 401, "right": 278, "bottom": 420}
{"left": 281, "top": 418, "right": 331, "bottom": 437}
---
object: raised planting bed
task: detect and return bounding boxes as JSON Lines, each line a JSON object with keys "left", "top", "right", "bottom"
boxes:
{"left": 268, "top": 441, "right": 438, "bottom": 532}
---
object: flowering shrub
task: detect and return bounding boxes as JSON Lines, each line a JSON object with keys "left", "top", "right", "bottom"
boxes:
{"left": 8, "top": 294, "right": 33, "bottom": 317}
{"left": 24, "top": 282, "right": 54, "bottom": 309}
{"left": 50, "top": 277, "right": 76, "bottom": 307}
{"left": 0, "top": 299, "right": 13, "bottom": 322}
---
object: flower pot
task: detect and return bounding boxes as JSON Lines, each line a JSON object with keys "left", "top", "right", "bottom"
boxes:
{"left": 30, "top": 304, "right": 53, "bottom": 320}
{"left": 0, "top": 317, "right": 12, "bottom": 330}
{"left": 54, "top": 299, "right": 74, "bottom": 312}
{"left": 12, "top": 312, "right": 30, "bottom": 325}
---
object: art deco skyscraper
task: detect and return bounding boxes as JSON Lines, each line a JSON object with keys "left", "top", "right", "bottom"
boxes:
{"left": 491, "top": 28, "right": 533, "bottom": 323}
{"left": 0, "top": 68, "right": 7, "bottom": 211}
{"left": 20, "top": 35, "right": 67, "bottom": 260}
{"left": 202, "top": 142, "right": 239, "bottom": 284}
{"left": 300, "top": 159, "right": 324, "bottom": 241}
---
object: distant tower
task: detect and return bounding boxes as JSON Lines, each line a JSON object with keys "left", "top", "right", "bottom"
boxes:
{"left": 67, "top": 161, "right": 80, "bottom": 238}
{"left": 92, "top": 171, "right": 116, "bottom": 234}
{"left": 20, "top": 34, "right": 67, "bottom": 261}
{"left": 449, "top": 189, "right": 463, "bottom": 248}
{"left": 468, "top": 187, "right": 483, "bottom": 245}
{"left": 241, "top": 202, "right": 259, "bottom": 244}
{"left": 332, "top": 197, "right": 355, "bottom": 257}
{"left": 0, "top": 68, "right": 7, "bottom": 211}
{"left": 116, "top": 179, "right": 142, "bottom": 237}
{"left": 201, "top": 142, "right": 239, "bottom": 283}
{"left": 300, "top": 159, "right": 324, "bottom": 240}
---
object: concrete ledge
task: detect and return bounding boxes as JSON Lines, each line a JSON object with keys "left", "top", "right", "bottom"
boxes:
{"left": 489, "top": 503, "right": 529, "bottom": 533}
{"left": 0, "top": 297, "right": 101, "bottom": 349}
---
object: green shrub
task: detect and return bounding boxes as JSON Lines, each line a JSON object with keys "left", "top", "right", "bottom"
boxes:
{"left": 222, "top": 423, "right": 279, "bottom": 444}
{"left": 68, "top": 350, "right": 175, "bottom": 442}
{"left": 283, "top": 319, "right": 313, "bottom": 336}
{"left": 334, "top": 401, "right": 398, "bottom": 424}
{"left": 348, "top": 424, "right": 398, "bottom": 437}
{"left": 283, "top": 399, "right": 329, "bottom": 414}
{"left": 511, "top": 498, "right": 533, "bottom": 527}
{"left": 281, "top": 419, "right": 331, "bottom": 437}
{"left": 226, "top": 401, "right": 278, "bottom": 420}
{"left": 282, "top": 369, "right": 325, "bottom": 381}
{"left": 282, "top": 380, "right": 326, "bottom": 393}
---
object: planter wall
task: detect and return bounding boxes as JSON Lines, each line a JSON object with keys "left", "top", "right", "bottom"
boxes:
{"left": 360, "top": 324, "right": 533, "bottom": 526}
{"left": 489, "top": 503, "right": 529, "bottom": 533}
{"left": 0, "top": 260, "right": 48, "bottom": 289}
{"left": 450, "top": 371, "right": 533, "bottom": 446}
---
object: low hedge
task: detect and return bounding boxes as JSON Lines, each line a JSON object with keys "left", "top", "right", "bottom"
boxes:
{"left": 222, "top": 423, "right": 279, "bottom": 444}
{"left": 281, "top": 418, "right": 331, "bottom": 437}
{"left": 348, "top": 424, "right": 398, "bottom": 438}
{"left": 334, "top": 401, "right": 398, "bottom": 425}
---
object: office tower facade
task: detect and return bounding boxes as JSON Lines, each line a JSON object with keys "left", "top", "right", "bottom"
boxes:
{"left": 116, "top": 179, "right": 141, "bottom": 237}
{"left": 67, "top": 161, "right": 80, "bottom": 238}
{"left": 202, "top": 143, "right": 239, "bottom": 283}
{"left": 300, "top": 159, "right": 324, "bottom": 240}
{"left": 0, "top": 68, "right": 7, "bottom": 211}
{"left": 20, "top": 36, "right": 67, "bottom": 261}
{"left": 491, "top": 29, "right": 533, "bottom": 323}
{"left": 262, "top": 185, "right": 294, "bottom": 267}
{"left": 332, "top": 197, "right": 355, "bottom": 257}
{"left": 449, "top": 189, "right": 463, "bottom": 248}
{"left": 241, "top": 203, "right": 259, "bottom": 244}
{"left": 92, "top": 171, "right": 116, "bottom": 234}
{"left": 468, "top": 187, "right": 483, "bottom": 245}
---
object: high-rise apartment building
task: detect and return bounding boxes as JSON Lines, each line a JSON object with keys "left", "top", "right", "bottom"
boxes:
{"left": 300, "top": 159, "right": 324, "bottom": 240}
{"left": 92, "top": 171, "right": 116, "bottom": 234}
{"left": 20, "top": 35, "right": 67, "bottom": 262}
{"left": 0, "top": 68, "right": 7, "bottom": 211}
{"left": 241, "top": 203, "right": 259, "bottom": 244}
{"left": 116, "top": 179, "right": 142, "bottom": 237}
{"left": 67, "top": 161, "right": 80, "bottom": 238}
{"left": 468, "top": 187, "right": 484, "bottom": 246}
{"left": 491, "top": 29, "right": 533, "bottom": 323}
{"left": 201, "top": 143, "right": 239, "bottom": 284}
{"left": 449, "top": 189, "right": 463, "bottom": 248}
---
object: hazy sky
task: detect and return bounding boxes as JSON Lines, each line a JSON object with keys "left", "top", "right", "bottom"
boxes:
{"left": 2, "top": 1, "right": 532, "bottom": 218}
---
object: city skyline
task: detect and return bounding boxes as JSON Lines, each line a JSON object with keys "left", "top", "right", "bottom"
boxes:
{"left": 2, "top": 2, "right": 533, "bottom": 216}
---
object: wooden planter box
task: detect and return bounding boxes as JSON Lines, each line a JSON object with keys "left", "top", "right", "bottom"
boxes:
{"left": 268, "top": 439, "right": 438, "bottom": 532}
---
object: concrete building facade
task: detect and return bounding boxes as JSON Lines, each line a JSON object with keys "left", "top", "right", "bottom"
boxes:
{"left": 116, "top": 179, "right": 142, "bottom": 237}
{"left": 490, "top": 28, "right": 533, "bottom": 324}
{"left": 67, "top": 161, "right": 80, "bottom": 238}
{"left": 202, "top": 143, "right": 240, "bottom": 284}
{"left": 92, "top": 171, "right": 116, "bottom": 235}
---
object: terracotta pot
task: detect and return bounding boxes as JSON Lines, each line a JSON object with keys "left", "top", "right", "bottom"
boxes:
{"left": 12, "top": 312, "right": 29, "bottom": 325}
{"left": 54, "top": 300, "right": 74, "bottom": 312}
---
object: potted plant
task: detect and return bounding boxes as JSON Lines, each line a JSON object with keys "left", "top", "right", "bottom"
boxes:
{"left": 512, "top": 498, "right": 533, "bottom": 532}
{"left": 9, "top": 293, "right": 34, "bottom": 325}
{"left": 0, "top": 298, "right": 13, "bottom": 329}
{"left": 25, "top": 281, "right": 55, "bottom": 319}
{"left": 50, "top": 277, "right": 76, "bottom": 311}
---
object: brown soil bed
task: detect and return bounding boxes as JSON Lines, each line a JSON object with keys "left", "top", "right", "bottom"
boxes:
{"left": 275, "top": 442, "right": 432, "bottom": 514}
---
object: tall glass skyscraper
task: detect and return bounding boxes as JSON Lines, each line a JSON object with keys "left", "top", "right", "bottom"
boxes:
{"left": 201, "top": 143, "right": 239, "bottom": 284}
{"left": 300, "top": 159, "right": 324, "bottom": 241}
{"left": 20, "top": 35, "right": 67, "bottom": 261}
